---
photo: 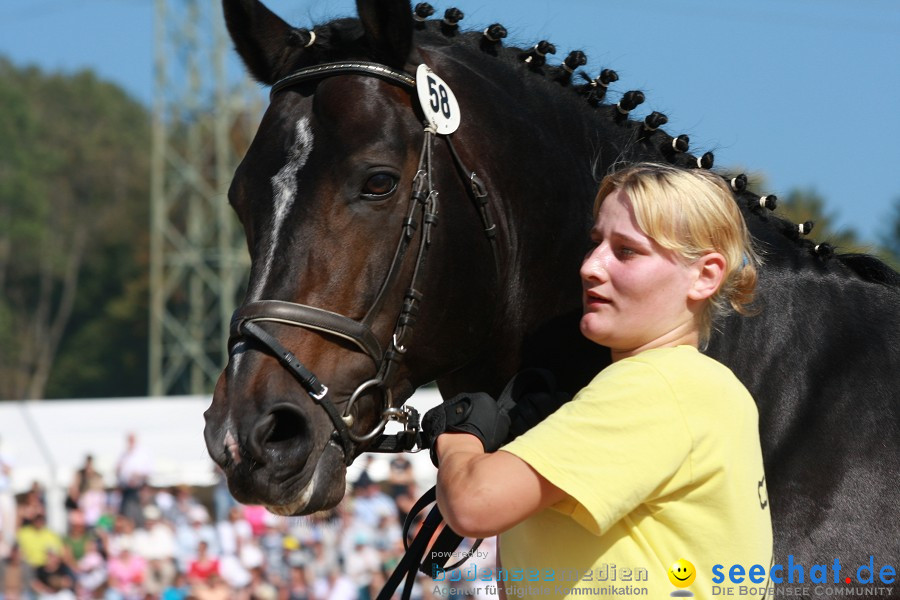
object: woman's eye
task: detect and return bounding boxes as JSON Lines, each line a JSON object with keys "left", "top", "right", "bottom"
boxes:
{"left": 361, "top": 173, "right": 398, "bottom": 199}
{"left": 616, "top": 247, "right": 636, "bottom": 259}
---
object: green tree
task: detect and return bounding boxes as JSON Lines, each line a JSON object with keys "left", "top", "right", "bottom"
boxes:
{"left": 0, "top": 59, "right": 150, "bottom": 399}
{"left": 877, "top": 197, "right": 900, "bottom": 271}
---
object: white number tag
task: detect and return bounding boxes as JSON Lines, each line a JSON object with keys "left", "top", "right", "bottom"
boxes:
{"left": 415, "top": 64, "right": 461, "bottom": 135}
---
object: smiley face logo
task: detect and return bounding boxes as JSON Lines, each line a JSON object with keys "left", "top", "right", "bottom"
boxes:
{"left": 668, "top": 559, "right": 696, "bottom": 588}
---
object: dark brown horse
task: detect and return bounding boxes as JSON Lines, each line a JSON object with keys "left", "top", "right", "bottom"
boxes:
{"left": 204, "top": 0, "right": 900, "bottom": 567}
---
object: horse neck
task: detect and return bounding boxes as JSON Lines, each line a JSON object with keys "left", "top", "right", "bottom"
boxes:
{"left": 426, "top": 45, "right": 624, "bottom": 395}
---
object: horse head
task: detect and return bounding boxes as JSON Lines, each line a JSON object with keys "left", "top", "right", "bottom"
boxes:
{"left": 204, "top": 0, "right": 552, "bottom": 514}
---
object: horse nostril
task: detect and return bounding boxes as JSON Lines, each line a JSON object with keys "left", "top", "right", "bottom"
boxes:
{"left": 249, "top": 403, "right": 310, "bottom": 464}
{"left": 267, "top": 407, "right": 304, "bottom": 443}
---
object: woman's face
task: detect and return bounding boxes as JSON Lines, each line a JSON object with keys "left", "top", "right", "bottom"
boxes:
{"left": 579, "top": 189, "right": 700, "bottom": 359}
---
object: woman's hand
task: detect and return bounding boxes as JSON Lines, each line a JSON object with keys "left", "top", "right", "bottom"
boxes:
{"left": 421, "top": 392, "right": 511, "bottom": 466}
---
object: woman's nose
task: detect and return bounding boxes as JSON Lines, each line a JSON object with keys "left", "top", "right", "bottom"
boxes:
{"left": 580, "top": 245, "right": 607, "bottom": 282}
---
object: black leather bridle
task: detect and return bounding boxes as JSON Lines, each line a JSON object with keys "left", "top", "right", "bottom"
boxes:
{"left": 229, "top": 61, "right": 499, "bottom": 464}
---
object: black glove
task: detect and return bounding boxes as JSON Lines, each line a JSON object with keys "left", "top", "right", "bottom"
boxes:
{"left": 498, "top": 369, "right": 571, "bottom": 441}
{"left": 422, "top": 392, "right": 511, "bottom": 466}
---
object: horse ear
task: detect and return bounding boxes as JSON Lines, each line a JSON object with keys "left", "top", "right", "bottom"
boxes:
{"left": 356, "top": 0, "right": 414, "bottom": 68}
{"left": 223, "top": 0, "right": 302, "bottom": 85}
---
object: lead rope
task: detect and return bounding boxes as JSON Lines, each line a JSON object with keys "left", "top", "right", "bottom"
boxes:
{"left": 376, "top": 486, "right": 483, "bottom": 600}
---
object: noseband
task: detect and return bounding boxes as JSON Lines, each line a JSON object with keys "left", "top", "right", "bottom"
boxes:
{"left": 229, "top": 61, "right": 499, "bottom": 464}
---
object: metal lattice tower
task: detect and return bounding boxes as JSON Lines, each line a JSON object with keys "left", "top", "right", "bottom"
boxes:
{"left": 149, "top": 0, "right": 258, "bottom": 395}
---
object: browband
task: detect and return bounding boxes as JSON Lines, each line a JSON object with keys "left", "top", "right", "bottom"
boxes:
{"left": 271, "top": 61, "right": 416, "bottom": 98}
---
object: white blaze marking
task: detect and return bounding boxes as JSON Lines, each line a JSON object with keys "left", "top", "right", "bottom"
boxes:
{"left": 252, "top": 116, "right": 314, "bottom": 299}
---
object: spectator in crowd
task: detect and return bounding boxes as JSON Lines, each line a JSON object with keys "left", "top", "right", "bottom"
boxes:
{"left": 143, "top": 555, "right": 177, "bottom": 598}
{"left": 134, "top": 505, "right": 177, "bottom": 597}
{"left": 372, "top": 514, "right": 402, "bottom": 555}
{"left": 247, "top": 566, "right": 278, "bottom": 600}
{"left": 73, "top": 456, "right": 102, "bottom": 500}
{"left": 159, "top": 572, "right": 190, "bottom": 600}
{"left": 0, "top": 543, "right": 26, "bottom": 599}
{"left": 186, "top": 540, "right": 218, "bottom": 585}
{"left": 152, "top": 487, "right": 177, "bottom": 523}
{"left": 313, "top": 567, "right": 357, "bottom": 600}
{"left": 386, "top": 456, "right": 419, "bottom": 525}
{"left": 32, "top": 548, "right": 76, "bottom": 600}
{"left": 17, "top": 483, "right": 46, "bottom": 529}
{"left": 5, "top": 452, "right": 451, "bottom": 600}
{"left": 215, "top": 506, "right": 252, "bottom": 590}
{"left": 167, "top": 486, "right": 203, "bottom": 531}
{"left": 304, "top": 536, "right": 334, "bottom": 588}
{"left": 350, "top": 474, "right": 397, "bottom": 535}
{"left": 192, "top": 572, "right": 230, "bottom": 600}
{"left": 241, "top": 504, "right": 268, "bottom": 538}
{"left": 76, "top": 467, "right": 107, "bottom": 531}
{"left": 287, "top": 564, "right": 312, "bottom": 600}
{"left": 0, "top": 437, "right": 15, "bottom": 559}
{"left": 211, "top": 466, "right": 236, "bottom": 524}
{"left": 114, "top": 433, "right": 152, "bottom": 526}
{"left": 173, "top": 506, "right": 217, "bottom": 573}
{"left": 133, "top": 505, "right": 175, "bottom": 563}
{"left": 105, "top": 515, "right": 137, "bottom": 560}
{"left": 387, "top": 456, "right": 415, "bottom": 488}
{"left": 17, "top": 513, "right": 63, "bottom": 571}
{"left": 75, "top": 537, "right": 106, "bottom": 599}
{"left": 258, "top": 514, "right": 286, "bottom": 586}
{"left": 60, "top": 511, "right": 91, "bottom": 568}
{"left": 280, "top": 535, "right": 306, "bottom": 580}
{"left": 64, "top": 456, "right": 104, "bottom": 517}
{"left": 215, "top": 506, "right": 251, "bottom": 559}
{"left": 106, "top": 541, "right": 146, "bottom": 600}
{"left": 344, "top": 534, "right": 382, "bottom": 600}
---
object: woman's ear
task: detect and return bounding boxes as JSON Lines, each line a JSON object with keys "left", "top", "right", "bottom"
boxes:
{"left": 688, "top": 252, "right": 726, "bottom": 301}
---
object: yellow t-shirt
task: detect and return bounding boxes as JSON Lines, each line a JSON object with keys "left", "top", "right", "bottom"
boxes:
{"left": 16, "top": 525, "right": 63, "bottom": 567}
{"left": 499, "top": 345, "right": 772, "bottom": 599}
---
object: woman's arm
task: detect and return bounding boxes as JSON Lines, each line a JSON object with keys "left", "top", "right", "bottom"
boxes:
{"left": 435, "top": 433, "right": 565, "bottom": 538}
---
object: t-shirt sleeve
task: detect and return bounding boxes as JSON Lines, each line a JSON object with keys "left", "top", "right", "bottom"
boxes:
{"left": 501, "top": 359, "right": 692, "bottom": 535}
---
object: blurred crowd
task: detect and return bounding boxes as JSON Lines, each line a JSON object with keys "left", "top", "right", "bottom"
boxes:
{"left": 0, "top": 434, "right": 487, "bottom": 600}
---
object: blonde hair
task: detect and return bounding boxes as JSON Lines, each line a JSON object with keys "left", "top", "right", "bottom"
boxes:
{"left": 595, "top": 163, "right": 761, "bottom": 345}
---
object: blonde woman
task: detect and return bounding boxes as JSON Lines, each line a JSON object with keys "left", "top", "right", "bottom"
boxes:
{"left": 425, "top": 163, "right": 772, "bottom": 599}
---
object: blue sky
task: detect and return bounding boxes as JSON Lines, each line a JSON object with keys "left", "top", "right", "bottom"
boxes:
{"left": 2, "top": 0, "right": 898, "bottom": 245}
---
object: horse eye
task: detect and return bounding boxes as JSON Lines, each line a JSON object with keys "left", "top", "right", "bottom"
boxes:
{"left": 361, "top": 173, "right": 398, "bottom": 200}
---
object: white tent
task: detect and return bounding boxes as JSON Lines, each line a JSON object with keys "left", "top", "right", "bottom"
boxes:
{"left": 0, "top": 389, "right": 441, "bottom": 531}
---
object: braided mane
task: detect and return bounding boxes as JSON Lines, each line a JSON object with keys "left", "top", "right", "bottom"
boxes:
{"left": 285, "top": 5, "right": 899, "bottom": 287}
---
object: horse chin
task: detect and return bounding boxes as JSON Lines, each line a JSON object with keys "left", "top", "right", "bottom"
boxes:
{"left": 266, "top": 441, "right": 347, "bottom": 516}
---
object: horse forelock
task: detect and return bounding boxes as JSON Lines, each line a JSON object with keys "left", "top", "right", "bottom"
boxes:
{"left": 281, "top": 11, "right": 899, "bottom": 287}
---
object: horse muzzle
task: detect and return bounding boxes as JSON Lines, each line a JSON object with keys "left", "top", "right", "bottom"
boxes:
{"left": 204, "top": 399, "right": 349, "bottom": 514}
